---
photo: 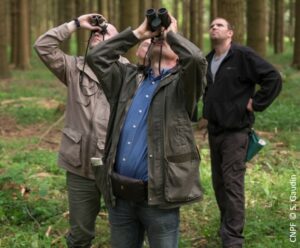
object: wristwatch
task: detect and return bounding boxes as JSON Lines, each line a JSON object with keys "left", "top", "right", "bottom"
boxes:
{"left": 73, "top": 18, "right": 80, "bottom": 28}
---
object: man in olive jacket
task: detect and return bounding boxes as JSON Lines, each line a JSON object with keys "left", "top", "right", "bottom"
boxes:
{"left": 87, "top": 14, "right": 207, "bottom": 248}
{"left": 34, "top": 14, "right": 128, "bottom": 247}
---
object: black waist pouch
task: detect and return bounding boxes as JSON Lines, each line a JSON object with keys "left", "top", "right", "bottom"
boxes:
{"left": 111, "top": 172, "right": 147, "bottom": 202}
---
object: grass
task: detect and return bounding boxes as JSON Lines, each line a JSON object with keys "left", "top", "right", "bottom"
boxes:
{"left": 0, "top": 44, "right": 299, "bottom": 248}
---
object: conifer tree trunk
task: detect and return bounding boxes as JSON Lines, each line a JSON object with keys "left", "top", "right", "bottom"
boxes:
{"left": 288, "top": 0, "right": 295, "bottom": 43}
{"left": 247, "top": 0, "right": 267, "bottom": 57}
{"left": 217, "top": 0, "right": 245, "bottom": 44}
{"left": 190, "top": 0, "right": 198, "bottom": 44}
{"left": 268, "top": 0, "right": 275, "bottom": 46}
{"left": 119, "top": 0, "right": 139, "bottom": 62}
{"left": 10, "top": 0, "right": 18, "bottom": 65}
{"left": 16, "top": 0, "right": 30, "bottom": 69}
{"left": 58, "top": 1, "right": 74, "bottom": 54}
{"left": 99, "top": 0, "right": 109, "bottom": 20}
{"left": 197, "top": 0, "right": 204, "bottom": 50}
{"left": 190, "top": 0, "right": 203, "bottom": 50}
{"left": 139, "top": 0, "right": 145, "bottom": 23}
{"left": 274, "top": 0, "right": 284, "bottom": 53}
{"left": 173, "top": 0, "right": 179, "bottom": 19}
{"left": 0, "top": 0, "right": 10, "bottom": 78}
{"left": 151, "top": 0, "right": 160, "bottom": 9}
{"left": 210, "top": 0, "right": 218, "bottom": 23}
{"left": 182, "top": 0, "right": 190, "bottom": 39}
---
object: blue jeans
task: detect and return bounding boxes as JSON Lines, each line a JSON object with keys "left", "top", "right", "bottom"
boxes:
{"left": 108, "top": 199, "right": 180, "bottom": 248}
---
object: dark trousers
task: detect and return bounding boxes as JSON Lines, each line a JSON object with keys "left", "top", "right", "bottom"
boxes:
{"left": 208, "top": 131, "right": 248, "bottom": 248}
{"left": 66, "top": 171, "right": 101, "bottom": 248}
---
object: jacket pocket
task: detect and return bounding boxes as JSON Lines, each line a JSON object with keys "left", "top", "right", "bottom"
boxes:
{"left": 59, "top": 127, "right": 82, "bottom": 167}
{"left": 164, "top": 158, "right": 202, "bottom": 203}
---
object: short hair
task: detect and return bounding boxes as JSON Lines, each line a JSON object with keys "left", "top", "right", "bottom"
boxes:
{"left": 213, "top": 17, "right": 234, "bottom": 31}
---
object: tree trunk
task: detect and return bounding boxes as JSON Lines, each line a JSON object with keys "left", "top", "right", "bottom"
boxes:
{"left": 139, "top": 0, "right": 146, "bottom": 23}
{"left": 151, "top": 0, "right": 160, "bottom": 9}
{"left": 58, "top": 1, "right": 74, "bottom": 54}
{"left": 210, "top": 0, "right": 218, "bottom": 23}
{"left": 197, "top": 0, "right": 204, "bottom": 50}
{"left": 182, "top": 0, "right": 190, "bottom": 39}
{"left": 119, "top": 0, "right": 139, "bottom": 62}
{"left": 31, "top": 0, "right": 45, "bottom": 38}
{"left": 190, "top": 0, "right": 203, "bottom": 50}
{"left": 10, "top": 0, "right": 18, "bottom": 65}
{"left": 274, "top": 0, "right": 284, "bottom": 53}
{"left": 113, "top": 0, "right": 120, "bottom": 29}
{"left": 173, "top": 0, "right": 179, "bottom": 19}
{"left": 0, "top": 0, "right": 10, "bottom": 78}
{"left": 292, "top": 0, "right": 300, "bottom": 69}
{"left": 16, "top": 0, "right": 30, "bottom": 69}
{"left": 217, "top": 0, "right": 245, "bottom": 44}
{"left": 99, "top": 0, "right": 109, "bottom": 20}
{"left": 247, "top": 0, "right": 267, "bottom": 57}
{"left": 190, "top": 0, "right": 197, "bottom": 44}
{"left": 288, "top": 0, "right": 295, "bottom": 43}
{"left": 268, "top": 0, "right": 275, "bottom": 46}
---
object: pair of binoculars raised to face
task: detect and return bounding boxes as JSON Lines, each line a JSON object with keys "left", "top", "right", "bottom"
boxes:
{"left": 90, "top": 15, "right": 108, "bottom": 34}
{"left": 146, "top": 8, "right": 171, "bottom": 32}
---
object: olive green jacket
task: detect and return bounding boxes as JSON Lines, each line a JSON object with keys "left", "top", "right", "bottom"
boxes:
{"left": 87, "top": 28, "right": 207, "bottom": 208}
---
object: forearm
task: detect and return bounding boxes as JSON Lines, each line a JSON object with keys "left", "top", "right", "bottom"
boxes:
{"left": 252, "top": 73, "right": 282, "bottom": 111}
{"left": 34, "top": 23, "right": 71, "bottom": 56}
{"left": 87, "top": 28, "right": 138, "bottom": 73}
{"left": 167, "top": 31, "right": 207, "bottom": 114}
{"left": 66, "top": 20, "right": 78, "bottom": 34}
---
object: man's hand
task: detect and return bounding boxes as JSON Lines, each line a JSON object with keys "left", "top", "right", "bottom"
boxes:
{"left": 133, "top": 18, "right": 161, "bottom": 40}
{"left": 246, "top": 98, "right": 254, "bottom": 112}
{"left": 198, "top": 118, "right": 208, "bottom": 139}
{"left": 67, "top": 13, "right": 107, "bottom": 33}
{"left": 165, "top": 15, "right": 178, "bottom": 33}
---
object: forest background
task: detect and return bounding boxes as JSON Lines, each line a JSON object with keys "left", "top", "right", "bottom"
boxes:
{"left": 0, "top": 0, "right": 299, "bottom": 247}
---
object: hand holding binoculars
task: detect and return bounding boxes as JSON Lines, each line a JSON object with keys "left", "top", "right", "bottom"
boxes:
{"left": 146, "top": 8, "right": 171, "bottom": 32}
{"left": 90, "top": 15, "right": 108, "bottom": 34}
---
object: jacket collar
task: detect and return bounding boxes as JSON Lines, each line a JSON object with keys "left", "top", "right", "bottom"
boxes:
{"left": 206, "top": 42, "right": 235, "bottom": 62}
{"left": 76, "top": 57, "right": 99, "bottom": 83}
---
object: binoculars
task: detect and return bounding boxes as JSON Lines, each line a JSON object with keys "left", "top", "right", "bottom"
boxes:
{"left": 146, "top": 8, "right": 171, "bottom": 32}
{"left": 90, "top": 15, "right": 108, "bottom": 34}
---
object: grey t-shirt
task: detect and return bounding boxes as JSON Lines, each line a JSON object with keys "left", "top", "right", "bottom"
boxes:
{"left": 210, "top": 50, "right": 229, "bottom": 82}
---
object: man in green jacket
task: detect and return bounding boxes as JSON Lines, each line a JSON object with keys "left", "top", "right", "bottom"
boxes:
{"left": 87, "top": 13, "right": 207, "bottom": 248}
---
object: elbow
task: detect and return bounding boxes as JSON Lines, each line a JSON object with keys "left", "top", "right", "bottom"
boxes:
{"left": 33, "top": 39, "right": 41, "bottom": 54}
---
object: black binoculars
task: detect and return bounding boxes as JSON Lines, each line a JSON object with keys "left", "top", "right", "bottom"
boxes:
{"left": 146, "top": 8, "right": 171, "bottom": 32}
{"left": 90, "top": 15, "right": 108, "bottom": 34}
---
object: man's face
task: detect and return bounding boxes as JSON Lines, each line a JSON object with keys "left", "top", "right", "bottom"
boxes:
{"left": 209, "top": 18, "right": 233, "bottom": 41}
{"left": 89, "top": 24, "right": 119, "bottom": 49}
{"left": 89, "top": 32, "right": 104, "bottom": 48}
{"left": 150, "top": 37, "right": 178, "bottom": 61}
{"left": 136, "top": 37, "right": 178, "bottom": 65}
